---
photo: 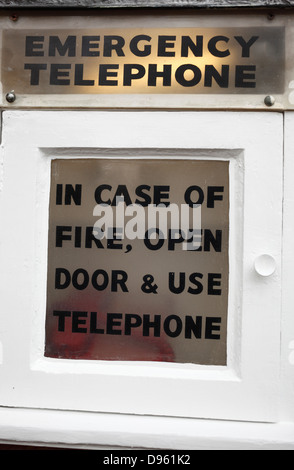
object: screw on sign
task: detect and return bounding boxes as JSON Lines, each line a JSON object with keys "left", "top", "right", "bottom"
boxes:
{"left": 6, "top": 91, "right": 16, "bottom": 103}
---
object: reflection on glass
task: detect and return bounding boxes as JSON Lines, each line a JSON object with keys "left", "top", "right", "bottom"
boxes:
{"left": 45, "top": 158, "right": 229, "bottom": 365}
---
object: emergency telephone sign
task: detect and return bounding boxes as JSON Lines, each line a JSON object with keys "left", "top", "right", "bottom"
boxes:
{"left": 45, "top": 158, "right": 229, "bottom": 365}
{"left": 2, "top": 26, "right": 284, "bottom": 96}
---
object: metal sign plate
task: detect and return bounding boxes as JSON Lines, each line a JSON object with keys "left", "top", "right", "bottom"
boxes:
{"left": 0, "top": 10, "right": 292, "bottom": 109}
{"left": 2, "top": 27, "right": 284, "bottom": 94}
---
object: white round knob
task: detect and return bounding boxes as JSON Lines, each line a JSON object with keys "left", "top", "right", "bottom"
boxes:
{"left": 254, "top": 254, "right": 276, "bottom": 277}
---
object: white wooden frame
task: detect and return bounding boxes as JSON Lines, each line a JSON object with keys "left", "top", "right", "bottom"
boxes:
{"left": 0, "top": 111, "right": 283, "bottom": 424}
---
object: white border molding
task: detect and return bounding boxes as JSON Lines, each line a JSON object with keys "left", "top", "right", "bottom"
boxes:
{"left": 0, "top": 407, "right": 294, "bottom": 450}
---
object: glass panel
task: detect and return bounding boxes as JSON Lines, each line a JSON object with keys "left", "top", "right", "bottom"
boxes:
{"left": 45, "top": 158, "right": 229, "bottom": 365}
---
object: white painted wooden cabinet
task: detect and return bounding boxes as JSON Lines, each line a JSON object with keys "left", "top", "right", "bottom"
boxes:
{"left": 0, "top": 110, "right": 293, "bottom": 449}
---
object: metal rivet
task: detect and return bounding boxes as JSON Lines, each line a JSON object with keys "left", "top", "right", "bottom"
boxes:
{"left": 6, "top": 91, "right": 16, "bottom": 103}
{"left": 9, "top": 14, "right": 19, "bottom": 22}
{"left": 264, "top": 95, "right": 275, "bottom": 107}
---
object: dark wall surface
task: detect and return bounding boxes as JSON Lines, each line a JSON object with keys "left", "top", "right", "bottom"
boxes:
{"left": 0, "top": 0, "right": 293, "bottom": 9}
